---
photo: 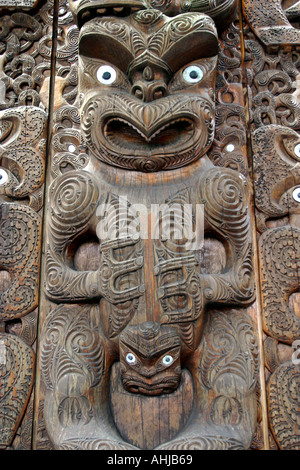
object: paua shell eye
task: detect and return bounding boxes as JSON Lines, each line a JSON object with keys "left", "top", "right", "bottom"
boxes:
{"left": 126, "top": 352, "right": 137, "bottom": 365}
{"left": 294, "top": 143, "right": 300, "bottom": 158}
{"left": 162, "top": 355, "right": 174, "bottom": 366}
{"left": 97, "top": 65, "right": 117, "bottom": 85}
{"left": 293, "top": 187, "right": 300, "bottom": 202}
{"left": 182, "top": 65, "right": 203, "bottom": 84}
{"left": 0, "top": 168, "right": 8, "bottom": 185}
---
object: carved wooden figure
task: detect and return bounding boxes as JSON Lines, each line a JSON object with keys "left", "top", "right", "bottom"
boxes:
{"left": 39, "top": 5, "right": 258, "bottom": 450}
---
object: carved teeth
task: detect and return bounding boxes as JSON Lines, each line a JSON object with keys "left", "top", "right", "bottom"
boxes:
{"left": 150, "top": 119, "right": 193, "bottom": 142}
{"left": 107, "top": 118, "right": 148, "bottom": 141}
{"left": 104, "top": 117, "right": 194, "bottom": 147}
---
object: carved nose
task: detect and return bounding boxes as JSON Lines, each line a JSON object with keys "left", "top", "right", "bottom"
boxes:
{"left": 140, "top": 366, "right": 157, "bottom": 378}
{"left": 132, "top": 80, "right": 167, "bottom": 102}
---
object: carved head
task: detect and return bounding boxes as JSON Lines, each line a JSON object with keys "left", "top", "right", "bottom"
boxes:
{"left": 78, "top": 10, "right": 218, "bottom": 171}
{"left": 119, "top": 322, "right": 182, "bottom": 395}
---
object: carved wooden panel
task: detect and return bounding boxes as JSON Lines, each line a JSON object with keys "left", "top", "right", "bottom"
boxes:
{"left": 243, "top": 0, "right": 300, "bottom": 49}
{"left": 244, "top": 2, "right": 300, "bottom": 450}
{"left": 0, "top": 0, "right": 52, "bottom": 450}
{"left": 31, "top": 0, "right": 262, "bottom": 451}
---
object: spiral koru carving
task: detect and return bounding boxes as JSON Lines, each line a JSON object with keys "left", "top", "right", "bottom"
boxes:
{"left": 0, "top": 333, "right": 34, "bottom": 447}
{"left": 0, "top": 203, "right": 41, "bottom": 321}
{"left": 199, "top": 168, "right": 255, "bottom": 306}
{"left": 259, "top": 226, "right": 300, "bottom": 344}
{"left": 268, "top": 362, "right": 300, "bottom": 450}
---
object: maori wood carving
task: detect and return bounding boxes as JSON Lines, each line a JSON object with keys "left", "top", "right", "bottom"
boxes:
{"left": 70, "top": 0, "right": 238, "bottom": 30}
{"left": 0, "top": 0, "right": 52, "bottom": 450}
{"left": 0, "top": 332, "right": 34, "bottom": 447}
{"left": 243, "top": 0, "right": 300, "bottom": 49}
{"left": 244, "top": 2, "right": 300, "bottom": 450}
{"left": 37, "top": 0, "right": 259, "bottom": 451}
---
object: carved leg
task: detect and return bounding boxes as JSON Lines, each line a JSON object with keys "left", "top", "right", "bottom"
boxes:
{"left": 155, "top": 309, "right": 258, "bottom": 450}
{"left": 40, "top": 303, "right": 137, "bottom": 450}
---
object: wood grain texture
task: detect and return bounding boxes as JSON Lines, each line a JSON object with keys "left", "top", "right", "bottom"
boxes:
{"left": 244, "top": 8, "right": 300, "bottom": 449}
{"left": 0, "top": 0, "right": 52, "bottom": 450}
{"left": 35, "top": 1, "right": 259, "bottom": 451}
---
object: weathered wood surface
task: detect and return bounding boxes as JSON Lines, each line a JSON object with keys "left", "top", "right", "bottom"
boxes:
{"left": 36, "top": 1, "right": 258, "bottom": 451}
{"left": 243, "top": 0, "right": 300, "bottom": 449}
{"left": 0, "top": 0, "right": 52, "bottom": 449}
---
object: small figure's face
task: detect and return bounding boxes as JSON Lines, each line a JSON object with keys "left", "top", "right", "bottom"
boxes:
{"left": 78, "top": 10, "right": 218, "bottom": 172}
{"left": 119, "top": 322, "right": 182, "bottom": 395}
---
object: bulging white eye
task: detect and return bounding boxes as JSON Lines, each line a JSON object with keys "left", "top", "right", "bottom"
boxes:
{"left": 293, "top": 187, "right": 300, "bottom": 202}
{"left": 126, "top": 353, "right": 137, "bottom": 365}
{"left": 0, "top": 169, "right": 8, "bottom": 185}
{"left": 97, "top": 65, "right": 117, "bottom": 85}
{"left": 294, "top": 143, "right": 300, "bottom": 158}
{"left": 182, "top": 65, "right": 203, "bottom": 84}
{"left": 162, "top": 355, "right": 174, "bottom": 366}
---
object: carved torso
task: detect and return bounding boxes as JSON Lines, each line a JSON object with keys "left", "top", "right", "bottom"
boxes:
{"left": 39, "top": 6, "right": 256, "bottom": 450}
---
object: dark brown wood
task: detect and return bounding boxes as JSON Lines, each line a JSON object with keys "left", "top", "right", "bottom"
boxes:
{"left": 244, "top": 12, "right": 300, "bottom": 450}
{"left": 34, "top": 2, "right": 260, "bottom": 451}
{"left": 0, "top": 1, "right": 51, "bottom": 450}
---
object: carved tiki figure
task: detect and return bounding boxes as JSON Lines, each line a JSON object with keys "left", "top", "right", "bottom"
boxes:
{"left": 41, "top": 4, "right": 258, "bottom": 450}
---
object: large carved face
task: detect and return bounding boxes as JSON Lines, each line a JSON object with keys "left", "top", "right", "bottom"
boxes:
{"left": 78, "top": 10, "right": 218, "bottom": 172}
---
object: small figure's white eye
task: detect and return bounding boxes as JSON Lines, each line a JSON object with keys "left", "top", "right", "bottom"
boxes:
{"left": 293, "top": 187, "right": 300, "bottom": 203}
{"left": 68, "top": 144, "right": 76, "bottom": 153}
{"left": 0, "top": 169, "right": 8, "bottom": 185}
{"left": 182, "top": 65, "right": 203, "bottom": 84}
{"left": 162, "top": 355, "right": 174, "bottom": 366}
{"left": 126, "top": 353, "right": 137, "bottom": 365}
{"left": 226, "top": 144, "right": 235, "bottom": 153}
{"left": 97, "top": 65, "right": 117, "bottom": 85}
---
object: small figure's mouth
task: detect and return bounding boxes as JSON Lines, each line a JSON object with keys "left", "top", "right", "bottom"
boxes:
{"left": 104, "top": 118, "right": 194, "bottom": 153}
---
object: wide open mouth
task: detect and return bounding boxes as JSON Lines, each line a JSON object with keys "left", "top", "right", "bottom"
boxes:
{"left": 104, "top": 118, "right": 195, "bottom": 154}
